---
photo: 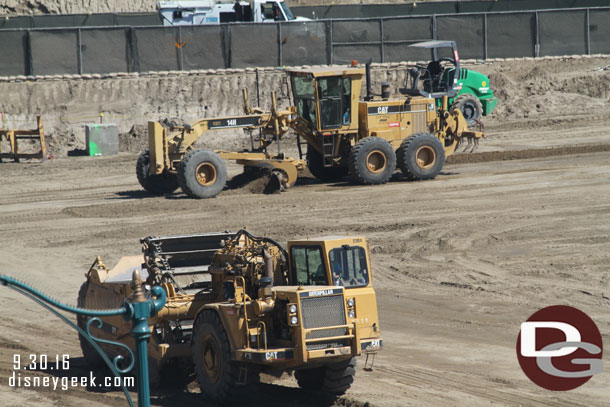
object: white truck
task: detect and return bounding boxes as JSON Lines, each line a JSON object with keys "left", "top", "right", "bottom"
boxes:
{"left": 158, "top": 0, "right": 308, "bottom": 25}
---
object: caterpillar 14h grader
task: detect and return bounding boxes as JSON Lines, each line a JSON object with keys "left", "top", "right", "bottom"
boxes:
{"left": 78, "top": 230, "right": 382, "bottom": 402}
{"left": 138, "top": 47, "right": 486, "bottom": 198}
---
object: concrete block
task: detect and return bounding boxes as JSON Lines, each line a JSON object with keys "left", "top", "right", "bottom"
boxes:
{"left": 86, "top": 123, "right": 119, "bottom": 156}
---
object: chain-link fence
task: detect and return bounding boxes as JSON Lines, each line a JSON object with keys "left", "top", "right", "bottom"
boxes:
{"left": 0, "top": 7, "right": 608, "bottom": 76}
{"left": 293, "top": 0, "right": 610, "bottom": 19}
{"left": 2, "top": 1, "right": 609, "bottom": 28}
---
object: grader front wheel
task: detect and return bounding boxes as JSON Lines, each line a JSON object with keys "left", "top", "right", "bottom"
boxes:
{"left": 306, "top": 146, "right": 348, "bottom": 181}
{"left": 397, "top": 133, "right": 446, "bottom": 181}
{"left": 136, "top": 150, "right": 179, "bottom": 195}
{"left": 177, "top": 150, "right": 227, "bottom": 199}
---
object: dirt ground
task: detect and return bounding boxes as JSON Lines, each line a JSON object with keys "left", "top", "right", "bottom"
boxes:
{"left": 1, "top": 55, "right": 610, "bottom": 407}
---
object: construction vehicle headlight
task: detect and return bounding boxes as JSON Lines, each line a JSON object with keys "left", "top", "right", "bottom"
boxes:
{"left": 289, "top": 304, "right": 297, "bottom": 314}
{"left": 290, "top": 316, "right": 298, "bottom": 325}
{"left": 348, "top": 310, "right": 356, "bottom": 318}
{"left": 347, "top": 298, "right": 355, "bottom": 308}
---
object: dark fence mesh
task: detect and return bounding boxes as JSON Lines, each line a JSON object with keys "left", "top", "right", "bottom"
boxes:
{"left": 135, "top": 27, "right": 179, "bottom": 72}
{"left": 332, "top": 20, "right": 381, "bottom": 63}
{"left": 32, "top": 14, "right": 88, "bottom": 28}
{"left": 280, "top": 21, "right": 327, "bottom": 66}
{"left": 80, "top": 14, "right": 116, "bottom": 27}
{"left": 539, "top": 10, "right": 587, "bottom": 56}
{"left": 0, "top": 7, "right": 609, "bottom": 76}
{"left": 81, "top": 28, "right": 129, "bottom": 74}
{"left": 487, "top": 12, "right": 536, "bottom": 58}
{"left": 115, "top": 14, "right": 161, "bottom": 26}
{"left": 0, "top": 30, "right": 27, "bottom": 75}
{"left": 30, "top": 30, "right": 78, "bottom": 75}
{"left": 293, "top": 0, "right": 610, "bottom": 19}
{"left": 0, "top": 16, "right": 32, "bottom": 29}
{"left": 589, "top": 9, "right": 610, "bottom": 54}
{"left": 382, "top": 17, "right": 433, "bottom": 62}
{"left": 229, "top": 24, "right": 277, "bottom": 68}
{"left": 436, "top": 14, "right": 485, "bottom": 59}
{"left": 181, "top": 25, "right": 225, "bottom": 70}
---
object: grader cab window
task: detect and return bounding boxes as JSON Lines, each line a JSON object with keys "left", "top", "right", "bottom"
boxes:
{"left": 329, "top": 246, "right": 369, "bottom": 288}
{"left": 290, "top": 246, "right": 329, "bottom": 286}
{"left": 292, "top": 76, "right": 317, "bottom": 129}
{"left": 317, "top": 77, "right": 351, "bottom": 129}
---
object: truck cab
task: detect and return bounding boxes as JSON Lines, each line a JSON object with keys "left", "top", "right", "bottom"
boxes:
{"left": 158, "top": 0, "right": 307, "bottom": 25}
{"left": 287, "top": 236, "right": 382, "bottom": 349}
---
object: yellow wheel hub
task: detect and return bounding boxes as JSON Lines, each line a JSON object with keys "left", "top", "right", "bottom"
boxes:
{"left": 201, "top": 333, "right": 221, "bottom": 383}
{"left": 415, "top": 146, "right": 436, "bottom": 169}
{"left": 366, "top": 150, "right": 387, "bottom": 174}
{"left": 196, "top": 163, "right": 217, "bottom": 186}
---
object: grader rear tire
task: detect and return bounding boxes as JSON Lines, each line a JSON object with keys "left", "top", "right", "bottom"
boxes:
{"left": 397, "top": 133, "right": 445, "bottom": 181}
{"left": 306, "top": 146, "right": 348, "bottom": 181}
{"left": 177, "top": 150, "right": 227, "bottom": 199}
{"left": 295, "top": 357, "right": 356, "bottom": 396}
{"left": 348, "top": 137, "right": 396, "bottom": 185}
{"left": 136, "top": 150, "right": 179, "bottom": 195}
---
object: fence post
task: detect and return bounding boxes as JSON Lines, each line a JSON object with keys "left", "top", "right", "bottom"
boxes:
{"left": 226, "top": 24, "right": 232, "bottom": 68}
{"left": 277, "top": 23, "right": 283, "bottom": 67}
{"left": 77, "top": 28, "right": 83, "bottom": 74}
{"left": 327, "top": 20, "right": 333, "bottom": 65}
{"left": 178, "top": 26, "right": 183, "bottom": 70}
{"left": 586, "top": 8, "right": 591, "bottom": 55}
{"left": 534, "top": 11, "right": 540, "bottom": 57}
{"left": 379, "top": 18, "right": 384, "bottom": 63}
{"left": 483, "top": 13, "right": 488, "bottom": 60}
{"left": 129, "top": 27, "right": 140, "bottom": 73}
{"left": 25, "top": 29, "right": 33, "bottom": 76}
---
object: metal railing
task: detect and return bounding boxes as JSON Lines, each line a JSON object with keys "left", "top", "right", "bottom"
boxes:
{"left": 0, "top": 272, "right": 166, "bottom": 407}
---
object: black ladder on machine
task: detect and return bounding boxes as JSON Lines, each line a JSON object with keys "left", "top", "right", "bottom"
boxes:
{"left": 322, "top": 133, "right": 334, "bottom": 167}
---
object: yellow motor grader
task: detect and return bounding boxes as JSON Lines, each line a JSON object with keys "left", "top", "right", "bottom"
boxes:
{"left": 138, "top": 63, "right": 484, "bottom": 198}
{"left": 78, "top": 230, "right": 382, "bottom": 402}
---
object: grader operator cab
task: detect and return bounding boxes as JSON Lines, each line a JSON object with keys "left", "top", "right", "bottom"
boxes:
{"left": 138, "top": 59, "right": 486, "bottom": 198}
{"left": 78, "top": 230, "right": 382, "bottom": 403}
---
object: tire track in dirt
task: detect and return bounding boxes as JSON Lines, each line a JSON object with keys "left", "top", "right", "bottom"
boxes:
{"left": 375, "top": 365, "right": 581, "bottom": 407}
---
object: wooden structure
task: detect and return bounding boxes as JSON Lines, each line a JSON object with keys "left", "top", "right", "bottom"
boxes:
{"left": 0, "top": 116, "right": 47, "bottom": 162}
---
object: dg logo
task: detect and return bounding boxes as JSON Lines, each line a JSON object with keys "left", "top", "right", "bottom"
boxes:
{"left": 516, "top": 305, "right": 603, "bottom": 391}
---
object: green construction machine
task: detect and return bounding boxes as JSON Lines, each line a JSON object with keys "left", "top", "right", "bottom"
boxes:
{"left": 405, "top": 40, "right": 498, "bottom": 125}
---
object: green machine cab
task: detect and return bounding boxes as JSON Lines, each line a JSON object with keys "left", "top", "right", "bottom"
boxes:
{"left": 406, "top": 40, "right": 498, "bottom": 124}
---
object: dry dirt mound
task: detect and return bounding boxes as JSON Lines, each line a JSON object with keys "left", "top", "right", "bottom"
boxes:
{"left": 226, "top": 167, "right": 282, "bottom": 194}
{"left": 119, "top": 124, "right": 148, "bottom": 153}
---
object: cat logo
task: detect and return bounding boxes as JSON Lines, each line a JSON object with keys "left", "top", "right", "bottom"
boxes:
{"left": 265, "top": 351, "right": 278, "bottom": 360}
{"left": 377, "top": 106, "right": 389, "bottom": 115}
